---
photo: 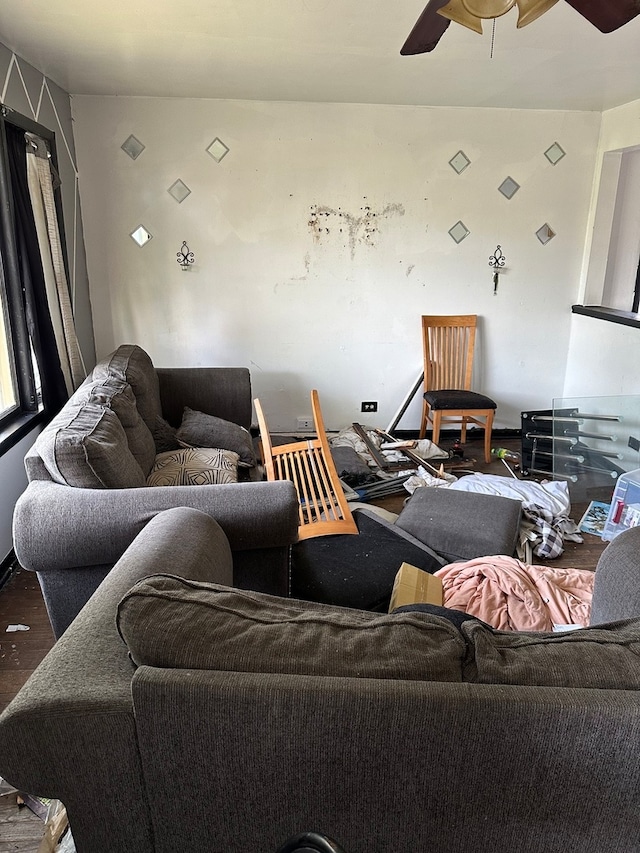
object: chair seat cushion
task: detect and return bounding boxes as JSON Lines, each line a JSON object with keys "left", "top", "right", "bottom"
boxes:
{"left": 424, "top": 389, "right": 496, "bottom": 410}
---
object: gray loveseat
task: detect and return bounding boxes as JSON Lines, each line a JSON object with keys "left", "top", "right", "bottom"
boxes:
{"left": 1, "top": 506, "right": 639, "bottom": 853}
{"left": 13, "top": 344, "right": 299, "bottom": 636}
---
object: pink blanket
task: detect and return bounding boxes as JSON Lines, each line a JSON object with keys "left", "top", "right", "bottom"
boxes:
{"left": 435, "top": 556, "right": 594, "bottom": 631}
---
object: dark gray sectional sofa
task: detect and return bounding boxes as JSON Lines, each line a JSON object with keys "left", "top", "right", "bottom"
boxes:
{"left": 1, "top": 507, "right": 640, "bottom": 853}
{"left": 12, "top": 344, "right": 299, "bottom": 636}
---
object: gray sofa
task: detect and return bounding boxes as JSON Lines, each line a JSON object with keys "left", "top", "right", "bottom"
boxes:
{"left": 1, "top": 507, "right": 639, "bottom": 853}
{"left": 13, "top": 344, "right": 299, "bottom": 636}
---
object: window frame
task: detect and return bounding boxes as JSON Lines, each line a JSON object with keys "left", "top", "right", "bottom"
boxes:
{"left": 0, "top": 105, "right": 68, "bottom": 455}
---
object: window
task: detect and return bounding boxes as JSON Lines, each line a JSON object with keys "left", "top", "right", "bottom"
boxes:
{"left": 0, "top": 106, "right": 68, "bottom": 452}
{"left": 0, "top": 276, "right": 18, "bottom": 417}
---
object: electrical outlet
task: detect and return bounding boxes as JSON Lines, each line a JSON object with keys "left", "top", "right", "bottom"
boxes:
{"left": 297, "top": 416, "right": 313, "bottom": 430}
{"left": 361, "top": 401, "right": 378, "bottom": 413}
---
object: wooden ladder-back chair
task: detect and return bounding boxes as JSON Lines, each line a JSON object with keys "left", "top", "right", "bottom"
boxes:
{"left": 254, "top": 390, "right": 358, "bottom": 540}
{"left": 419, "top": 315, "right": 497, "bottom": 464}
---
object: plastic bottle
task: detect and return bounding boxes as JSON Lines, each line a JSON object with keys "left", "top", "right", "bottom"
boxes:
{"left": 491, "top": 447, "right": 520, "bottom": 463}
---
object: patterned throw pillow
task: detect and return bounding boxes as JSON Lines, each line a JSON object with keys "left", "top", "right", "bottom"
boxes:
{"left": 146, "top": 447, "right": 239, "bottom": 487}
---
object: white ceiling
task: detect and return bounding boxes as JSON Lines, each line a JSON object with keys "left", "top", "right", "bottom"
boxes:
{"left": 1, "top": 0, "right": 640, "bottom": 111}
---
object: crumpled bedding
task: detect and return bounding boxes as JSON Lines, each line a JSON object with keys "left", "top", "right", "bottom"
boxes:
{"left": 447, "top": 473, "right": 583, "bottom": 559}
{"left": 435, "top": 555, "right": 594, "bottom": 631}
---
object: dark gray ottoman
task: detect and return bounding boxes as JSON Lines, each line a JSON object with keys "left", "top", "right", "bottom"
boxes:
{"left": 395, "top": 487, "right": 522, "bottom": 563}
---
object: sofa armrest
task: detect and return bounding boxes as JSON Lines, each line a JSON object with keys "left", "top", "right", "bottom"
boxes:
{"left": 156, "top": 367, "right": 252, "bottom": 428}
{"left": 0, "top": 507, "right": 233, "bottom": 853}
{"left": 14, "top": 479, "right": 299, "bottom": 573}
{"left": 590, "top": 527, "right": 640, "bottom": 625}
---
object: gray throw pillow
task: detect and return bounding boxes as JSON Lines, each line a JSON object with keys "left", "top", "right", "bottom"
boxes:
{"left": 151, "top": 415, "right": 182, "bottom": 454}
{"left": 462, "top": 619, "right": 640, "bottom": 689}
{"left": 176, "top": 407, "right": 256, "bottom": 467}
{"left": 117, "top": 575, "right": 466, "bottom": 682}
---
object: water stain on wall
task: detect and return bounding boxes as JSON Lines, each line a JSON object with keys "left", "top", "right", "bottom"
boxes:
{"left": 308, "top": 202, "right": 405, "bottom": 259}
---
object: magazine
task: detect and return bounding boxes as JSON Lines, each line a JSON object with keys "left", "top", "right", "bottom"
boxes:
{"left": 578, "top": 500, "right": 611, "bottom": 536}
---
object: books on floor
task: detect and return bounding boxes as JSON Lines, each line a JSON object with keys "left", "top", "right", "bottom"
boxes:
{"left": 578, "top": 500, "right": 611, "bottom": 537}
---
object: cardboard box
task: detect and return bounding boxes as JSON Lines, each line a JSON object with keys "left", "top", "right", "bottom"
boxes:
{"left": 388, "top": 562, "right": 443, "bottom": 612}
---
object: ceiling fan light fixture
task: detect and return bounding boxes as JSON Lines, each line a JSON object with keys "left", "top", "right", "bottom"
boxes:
{"left": 437, "top": 0, "right": 484, "bottom": 33}
{"left": 461, "top": 0, "right": 516, "bottom": 18}
{"left": 515, "top": 0, "right": 559, "bottom": 27}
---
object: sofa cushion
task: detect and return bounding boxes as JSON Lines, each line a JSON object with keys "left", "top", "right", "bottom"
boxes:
{"left": 146, "top": 447, "right": 239, "bottom": 486}
{"left": 117, "top": 576, "right": 466, "bottom": 682}
{"left": 93, "top": 344, "right": 161, "bottom": 431}
{"left": 395, "top": 487, "right": 522, "bottom": 563}
{"left": 176, "top": 407, "right": 256, "bottom": 467}
{"left": 35, "top": 402, "right": 146, "bottom": 489}
{"left": 462, "top": 619, "right": 640, "bottom": 689}
{"left": 86, "top": 379, "right": 156, "bottom": 476}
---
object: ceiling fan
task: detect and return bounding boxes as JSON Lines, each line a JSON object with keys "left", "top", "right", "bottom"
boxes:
{"left": 400, "top": 0, "right": 640, "bottom": 54}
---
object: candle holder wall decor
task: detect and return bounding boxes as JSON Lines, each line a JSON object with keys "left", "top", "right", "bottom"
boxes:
{"left": 177, "top": 241, "right": 195, "bottom": 271}
{"left": 489, "top": 245, "right": 506, "bottom": 294}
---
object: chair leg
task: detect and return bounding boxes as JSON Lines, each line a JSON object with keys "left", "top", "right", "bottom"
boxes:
{"left": 460, "top": 417, "right": 468, "bottom": 444}
{"left": 483, "top": 411, "right": 494, "bottom": 464}
{"left": 419, "top": 399, "right": 428, "bottom": 439}
{"left": 432, "top": 410, "right": 442, "bottom": 448}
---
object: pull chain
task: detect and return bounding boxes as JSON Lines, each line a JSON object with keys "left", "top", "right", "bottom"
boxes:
{"left": 490, "top": 17, "right": 496, "bottom": 58}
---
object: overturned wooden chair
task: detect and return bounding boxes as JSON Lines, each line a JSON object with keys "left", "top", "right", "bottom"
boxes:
{"left": 254, "top": 390, "right": 358, "bottom": 540}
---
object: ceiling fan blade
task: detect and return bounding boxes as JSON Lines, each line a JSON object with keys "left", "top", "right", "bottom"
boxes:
{"left": 562, "top": 0, "right": 640, "bottom": 33}
{"left": 400, "top": 0, "right": 451, "bottom": 54}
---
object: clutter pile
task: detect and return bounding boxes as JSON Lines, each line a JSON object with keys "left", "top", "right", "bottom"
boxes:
{"left": 329, "top": 422, "right": 581, "bottom": 561}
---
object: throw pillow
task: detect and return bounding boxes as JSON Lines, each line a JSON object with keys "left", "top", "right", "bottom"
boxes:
{"left": 462, "top": 619, "right": 640, "bottom": 689}
{"left": 146, "top": 447, "right": 239, "bottom": 486}
{"left": 176, "top": 407, "right": 256, "bottom": 467}
{"left": 117, "top": 576, "right": 466, "bottom": 682}
{"left": 35, "top": 402, "right": 146, "bottom": 489}
{"left": 151, "top": 415, "right": 182, "bottom": 454}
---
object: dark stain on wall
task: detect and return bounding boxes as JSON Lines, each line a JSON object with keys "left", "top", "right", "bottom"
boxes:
{"left": 308, "top": 201, "right": 405, "bottom": 258}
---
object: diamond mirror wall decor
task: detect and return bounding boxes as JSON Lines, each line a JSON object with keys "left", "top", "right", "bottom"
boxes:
{"left": 449, "top": 221, "right": 470, "bottom": 243}
{"left": 498, "top": 176, "right": 520, "bottom": 199}
{"left": 449, "top": 150, "right": 471, "bottom": 174}
{"left": 536, "top": 223, "right": 556, "bottom": 245}
{"left": 544, "top": 142, "right": 566, "bottom": 165}
{"left": 130, "top": 225, "right": 153, "bottom": 247}
{"left": 206, "top": 137, "right": 230, "bottom": 163}
{"left": 121, "top": 135, "right": 145, "bottom": 160}
{"left": 168, "top": 179, "right": 191, "bottom": 203}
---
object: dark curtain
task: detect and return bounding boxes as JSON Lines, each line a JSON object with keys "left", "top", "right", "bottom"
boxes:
{"left": 5, "top": 122, "right": 67, "bottom": 414}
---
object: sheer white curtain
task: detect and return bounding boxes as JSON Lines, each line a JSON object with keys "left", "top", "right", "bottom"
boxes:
{"left": 24, "top": 131, "right": 85, "bottom": 393}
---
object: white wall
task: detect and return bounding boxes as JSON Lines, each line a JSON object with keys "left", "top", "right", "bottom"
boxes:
{"left": 73, "top": 96, "right": 600, "bottom": 431}
{"left": 565, "top": 98, "right": 640, "bottom": 399}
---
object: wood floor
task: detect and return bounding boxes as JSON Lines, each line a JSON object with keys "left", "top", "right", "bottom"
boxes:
{"left": 0, "top": 433, "right": 611, "bottom": 851}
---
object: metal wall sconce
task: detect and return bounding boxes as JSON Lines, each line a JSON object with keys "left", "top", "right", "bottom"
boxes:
{"left": 177, "top": 241, "right": 195, "bottom": 270}
{"left": 489, "top": 245, "right": 506, "bottom": 294}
